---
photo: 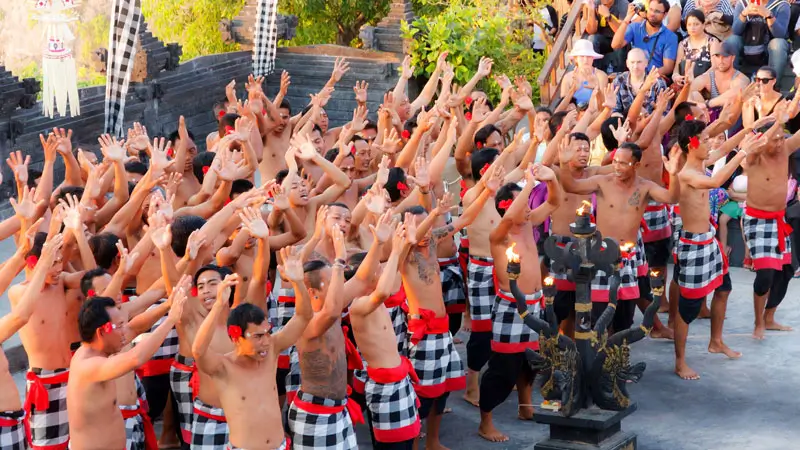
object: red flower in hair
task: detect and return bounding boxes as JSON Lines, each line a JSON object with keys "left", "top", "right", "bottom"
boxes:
{"left": 689, "top": 136, "right": 700, "bottom": 149}
{"left": 121, "top": 295, "right": 130, "bottom": 304}
{"left": 557, "top": 125, "right": 562, "bottom": 132}
{"left": 101, "top": 322, "right": 114, "bottom": 334}
{"left": 224, "top": 126, "right": 235, "bottom": 136}
{"left": 479, "top": 163, "right": 491, "bottom": 177}
{"left": 685, "top": 114, "right": 695, "bottom": 121}
{"left": 87, "top": 289, "right": 96, "bottom": 297}
{"left": 396, "top": 181, "right": 409, "bottom": 192}
{"left": 465, "top": 97, "right": 473, "bottom": 106}
{"left": 228, "top": 325, "right": 242, "bottom": 342}
{"left": 498, "top": 199, "right": 513, "bottom": 210}
{"left": 191, "top": 287, "right": 198, "bottom": 297}
{"left": 167, "top": 148, "right": 174, "bottom": 158}
{"left": 262, "top": 108, "right": 267, "bottom": 116}
{"left": 350, "top": 145, "right": 356, "bottom": 156}
{"left": 224, "top": 198, "right": 231, "bottom": 206}
{"left": 401, "top": 130, "right": 411, "bottom": 140}
{"left": 476, "top": 141, "right": 483, "bottom": 149}
{"left": 25, "top": 255, "right": 38, "bottom": 269}
{"left": 465, "top": 112, "right": 473, "bottom": 121}
{"left": 218, "top": 110, "right": 226, "bottom": 119}
{"left": 202, "top": 166, "right": 210, "bottom": 175}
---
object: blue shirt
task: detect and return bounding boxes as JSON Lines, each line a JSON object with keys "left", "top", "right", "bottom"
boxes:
{"left": 623, "top": 22, "right": 679, "bottom": 71}
{"left": 733, "top": 0, "right": 790, "bottom": 39}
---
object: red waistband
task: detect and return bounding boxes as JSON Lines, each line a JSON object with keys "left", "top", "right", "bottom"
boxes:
{"left": 193, "top": 405, "right": 227, "bottom": 423}
{"left": 438, "top": 258, "right": 458, "bottom": 266}
{"left": 292, "top": 391, "right": 364, "bottom": 425}
{"left": 120, "top": 404, "right": 158, "bottom": 450}
{"left": 408, "top": 310, "right": 450, "bottom": 345}
{"left": 645, "top": 204, "right": 667, "bottom": 212}
{"left": 26, "top": 370, "right": 70, "bottom": 413}
{"left": 136, "top": 358, "right": 174, "bottom": 377}
{"left": 171, "top": 359, "right": 200, "bottom": 398}
{"left": 496, "top": 289, "right": 544, "bottom": 305}
{"left": 341, "top": 325, "right": 363, "bottom": 371}
{"left": 745, "top": 206, "right": 785, "bottom": 220}
{"left": 384, "top": 284, "right": 407, "bottom": 309}
{"left": 679, "top": 236, "right": 714, "bottom": 246}
{"left": 277, "top": 295, "right": 295, "bottom": 304}
{"left": 366, "top": 357, "right": 420, "bottom": 385}
{"left": 468, "top": 256, "right": 493, "bottom": 266}
{"left": 0, "top": 415, "right": 21, "bottom": 427}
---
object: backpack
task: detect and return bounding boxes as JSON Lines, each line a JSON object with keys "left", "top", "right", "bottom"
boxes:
{"left": 742, "top": 0, "right": 787, "bottom": 65}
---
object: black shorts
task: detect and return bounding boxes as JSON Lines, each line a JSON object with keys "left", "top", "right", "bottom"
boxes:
{"left": 644, "top": 238, "right": 671, "bottom": 268}
{"left": 418, "top": 392, "right": 450, "bottom": 419}
{"left": 674, "top": 263, "right": 732, "bottom": 294}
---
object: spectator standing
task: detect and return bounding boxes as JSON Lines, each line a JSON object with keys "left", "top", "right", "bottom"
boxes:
{"left": 586, "top": 0, "right": 631, "bottom": 73}
{"left": 729, "top": 0, "right": 791, "bottom": 78}
{"left": 612, "top": 0, "right": 680, "bottom": 76}
{"left": 673, "top": 10, "right": 719, "bottom": 85}
{"left": 613, "top": 48, "right": 669, "bottom": 115}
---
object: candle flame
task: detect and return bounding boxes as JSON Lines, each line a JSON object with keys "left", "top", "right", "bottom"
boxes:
{"left": 506, "top": 243, "right": 520, "bottom": 263}
{"left": 544, "top": 276, "right": 554, "bottom": 286}
{"left": 650, "top": 270, "right": 660, "bottom": 277}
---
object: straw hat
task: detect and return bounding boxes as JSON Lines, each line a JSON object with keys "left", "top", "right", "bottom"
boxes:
{"left": 569, "top": 39, "right": 603, "bottom": 59}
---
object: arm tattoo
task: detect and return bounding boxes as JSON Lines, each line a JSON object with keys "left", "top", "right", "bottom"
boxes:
{"left": 432, "top": 225, "right": 455, "bottom": 241}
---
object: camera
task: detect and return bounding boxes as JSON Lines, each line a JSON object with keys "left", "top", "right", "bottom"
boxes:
{"left": 633, "top": 2, "right": 645, "bottom": 13}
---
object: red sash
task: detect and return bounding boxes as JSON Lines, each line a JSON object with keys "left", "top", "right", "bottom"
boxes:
{"left": 383, "top": 284, "right": 408, "bottom": 313}
{"left": 292, "top": 387, "right": 364, "bottom": 425}
{"left": 0, "top": 416, "right": 20, "bottom": 427}
{"left": 25, "top": 370, "right": 70, "bottom": 450}
{"left": 745, "top": 206, "right": 792, "bottom": 253}
{"left": 193, "top": 405, "right": 227, "bottom": 423}
{"left": 367, "top": 357, "right": 419, "bottom": 385}
{"left": 136, "top": 358, "right": 174, "bottom": 378}
{"left": 340, "top": 326, "right": 363, "bottom": 371}
{"left": 171, "top": 359, "right": 200, "bottom": 399}
{"left": 120, "top": 404, "right": 158, "bottom": 450}
{"left": 407, "top": 309, "right": 449, "bottom": 346}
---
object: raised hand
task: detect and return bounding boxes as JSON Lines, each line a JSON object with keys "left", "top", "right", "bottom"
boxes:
{"left": 350, "top": 104, "right": 369, "bottom": 132}
{"left": 239, "top": 206, "right": 269, "bottom": 239}
{"left": 515, "top": 74, "right": 532, "bottom": 97}
{"left": 485, "top": 165, "right": 505, "bottom": 194}
{"left": 369, "top": 210, "right": 397, "bottom": 244}
{"left": 246, "top": 74, "right": 265, "bottom": 98}
{"left": 365, "top": 187, "right": 390, "bottom": 215}
{"left": 7, "top": 151, "right": 30, "bottom": 184}
{"left": 18, "top": 218, "right": 43, "bottom": 256}
{"left": 127, "top": 122, "right": 150, "bottom": 152}
{"left": 331, "top": 223, "right": 347, "bottom": 260}
{"left": 533, "top": 163, "right": 556, "bottom": 181}
{"left": 400, "top": 55, "right": 413, "bottom": 80}
{"left": 186, "top": 229, "right": 208, "bottom": 261}
{"left": 52, "top": 127, "right": 73, "bottom": 156}
{"left": 82, "top": 160, "right": 104, "bottom": 200}
{"left": 603, "top": 85, "right": 620, "bottom": 110}
{"left": 312, "top": 205, "right": 329, "bottom": 241}
{"left": 39, "top": 232, "right": 64, "bottom": 267}
{"left": 150, "top": 137, "right": 174, "bottom": 176}
{"left": 40, "top": 133, "right": 58, "bottom": 163}
{"left": 477, "top": 56, "right": 494, "bottom": 78}
{"left": 375, "top": 155, "right": 390, "bottom": 188}
{"left": 381, "top": 128, "right": 403, "bottom": 154}
{"left": 278, "top": 246, "right": 304, "bottom": 282}
{"left": 643, "top": 67, "right": 661, "bottom": 90}
{"left": 434, "top": 192, "right": 455, "bottom": 215}
{"left": 214, "top": 148, "right": 250, "bottom": 181}
{"left": 10, "top": 185, "right": 43, "bottom": 220}
{"left": 353, "top": 80, "right": 368, "bottom": 104}
{"left": 116, "top": 240, "right": 139, "bottom": 275}
{"left": 98, "top": 134, "right": 126, "bottom": 162}
{"left": 280, "top": 70, "right": 291, "bottom": 97}
{"left": 225, "top": 79, "right": 237, "bottom": 103}
{"left": 60, "top": 194, "right": 83, "bottom": 231}
{"left": 403, "top": 212, "right": 418, "bottom": 245}
{"left": 168, "top": 275, "right": 191, "bottom": 323}
{"left": 331, "top": 57, "right": 350, "bottom": 83}
{"left": 663, "top": 146, "right": 683, "bottom": 175}
{"left": 290, "top": 133, "right": 318, "bottom": 160}
{"left": 610, "top": 118, "right": 632, "bottom": 144}
{"left": 150, "top": 216, "right": 172, "bottom": 251}
{"left": 269, "top": 184, "right": 290, "bottom": 210}
{"left": 435, "top": 51, "right": 449, "bottom": 72}
{"left": 470, "top": 97, "right": 490, "bottom": 123}
{"left": 409, "top": 156, "right": 431, "bottom": 189}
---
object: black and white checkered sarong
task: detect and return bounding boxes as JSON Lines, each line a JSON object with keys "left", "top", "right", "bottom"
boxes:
{"left": 439, "top": 258, "right": 466, "bottom": 312}
{"left": 743, "top": 208, "right": 793, "bottom": 271}
{"left": 170, "top": 354, "right": 195, "bottom": 443}
{"left": 104, "top": 0, "right": 142, "bottom": 137}
{"left": 288, "top": 390, "right": 358, "bottom": 450}
{"left": 365, "top": 361, "right": 420, "bottom": 443}
{"left": 26, "top": 368, "right": 69, "bottom": 448}
{"left": 676, "top": 227, "right": 725, "bottom": 299}
{"left": 276, "top": 286, "right": 295, "bottom": 369}
{"left": 591, "top": 247, "right": 639, "bottom": 302}
{"left": 491, "top": 290, "right": 543, "bottom": 353}
{"left": 466, "top": 256, "right": 495, "bottom": 331}
{"left": 191, "top": 398, "right": 229, "bottom": 449}
{"left": 407, "top": 325, "right": 465, "bottom": 398}
{"left": 0, "top": 410, "right": 25, "bottom": 450}
{"left": 252, "top": 0, "right": 280, "bottom": 76}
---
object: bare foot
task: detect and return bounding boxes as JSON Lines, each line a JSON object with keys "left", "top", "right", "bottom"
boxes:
{"left": 478, "top": 422, "right": 509, "bottom": 442}
{"left": 462, "top": 392, "right": 480, "bottom": 407}
{"left": 708, "top": 342, "right": 742, "bottom": 359}
{"left": 518, "top": 405, "right": 534, "bottom": 421}
{"left": 675, "top": 363, "right": 700, "bottom": 380}
{"left": 426, "top": 442, "right": 451, "bottom": 450}
{"left": 443, "top": 407, "right": 453, "bottom": 414}
{"left": 157, "top": 443, "right": 181, "bottom": 450}
{"left": 766, "top": 321, "right": 793, "bottom": 331}
{"left": 453, "top": 337, "right": 464, "bottom": 344}
{"left": 752, "top": 326, "right": 766, "bottom": 340}
{"left": 650, "top": 326, "right": 674, "bottom": 340}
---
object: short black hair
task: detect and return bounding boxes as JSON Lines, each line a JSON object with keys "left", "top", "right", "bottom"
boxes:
{"left": 192, "top": 151, "right": 216, "bottom": 184}
{"left": 471, "top": 148, "right": 500, "bottom": 181}
{"left": 27, "top": 232, "right": 48, "bottom": 260}
{"left": 124, "top": 160, "right": 148, "bottom": 176}
{"left": 402, "top": 118, "right": 418, "bottom": 137}
{"left": 549, "top": 111, "right": 568, "bottom": 136}
{"left": 535, "top": 106, "right": 552, "bottom": 115}
{"left": 167, "top": 128, "right": 196, "bottom": 148}
{"left": 677, "top": 120, "right": 707, "bottom": 153}
{"left": 80, "top": 268, "right": 110, "bottom": 297}
{"left": 673, "top": 102, "right": 696, "bottom": 124}
{"left": 328, "top": 202, "right": 350, "bottom": 211}
{"left": 231, "top": 179, "right": 254, "bottom": 197}
{"left": 495, "top": 183, "right": 522, "bottom": 217}
{"left": 279, "top": 99, "right": 292, "bottom": 115}
{"left": 78, "top": 296, "right": 116, "bottom": 342}
{"left": 194, "top": 264, "right": 235, "bottom": 306}
{"left": 89, "top": 233, "right": 120, "bottom": 270}
{"left": 312, "top": 124, "right": 323, "bottom": 135}
{"left": 218, "top": 113, "right": 240, "bottom": 137}
{"left": 600, "top": 117, "right": 622, "bottom": 151}
{"left": 171, "top": 215, "right": 206, "bottom": 257}
{"left": 684, "top": 9, "right": 705, "bottom": 25}
{"left": 227, "top": 303, "right": 267, "bottom": 338}
{"left": 401, "top": 205, "right": 427, "bottom": 219}
{"left": 385, "top": 167, "right": 408, "bottom": 203}
{"left": 619, "top": 142, "right": 643, "bottom": 162}
{"left": 570, "top": 132, "right": 590, "bottom": 144}
{"left": 28, "top": 169, "right": 42, "bottom": 188}
{"left": 55, "top": 186, "right": 85, "bottom": 204}
{"left": 651, "top": 0, "right": 670, "bottom": 13}
{"left": 303, "top": 260, "right": 329, "bottom": 289}
{"left": 363, "top": 120, "right": 378, "bottom": 132}
{"left": 475, "top": 124, "right": 501, "bottom": 149}
{"left": 275, "top": 169, "right": 290, "bottom": 185}
{"left": 345, "top": 252, "right": 367, "bottom": 280}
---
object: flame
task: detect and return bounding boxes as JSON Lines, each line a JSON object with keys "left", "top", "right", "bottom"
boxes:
{"left": 576, "top": 200, "right": 592, "bottom": 216}
{"left": 650, "top": 270, "right": 660, "bottom": 278}
{"left": 506, "top": 243, "right": 520, "bottom": 263}
{"left": 544, "top": 276, "right": 554, "bottom": 286}
{"left": 619, "top": 242, "right": 634, "bottom": 252}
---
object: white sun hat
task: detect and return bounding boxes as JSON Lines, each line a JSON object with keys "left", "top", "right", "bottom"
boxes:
{"left": 569, "top": 39, "right": 603, "bottom": 59}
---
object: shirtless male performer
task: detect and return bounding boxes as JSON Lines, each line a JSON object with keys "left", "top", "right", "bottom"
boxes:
{"left": 288, "top": 225, "right": 361, "bottom": 449}
{"left": 192, "top": 246, "right": 313, "bottom": 450}
{"left": 350, "top": 224, "right": 421, "bottom": 449}
{"left": 560, "top": 142, "right": 682, "bottom": 330}
{"left": 67, "top": 278, "right": 187, "bottom": 450}
{"left": 0, "top": 233, "right": 62, "bottom": 450}
{"left": 674, "top": 119, "right": 750, "bottom": 380}
{"left": 745, "top": 108, "right": 800, "bottom": 339}
{"left": 479, "top": 164, "right": 561, "bottom": 443}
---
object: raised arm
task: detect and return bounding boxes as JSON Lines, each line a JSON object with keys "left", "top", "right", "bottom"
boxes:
{"left": 350, "top": 224, "right": 407, "bottom": 316}
{"left": 193, "top": 274, "right": 235, "bottom": 377}
{"left": 272, "top": 246, "right": 314, "bottom": 351}
{"left": 303, "top": 226, "right": 347, "bottom": 339}
{"left": 647, "top": 146, "right": 682, "bottom": 204}
{"left": 61, "top": 194, "right": 96, "bottom": 270}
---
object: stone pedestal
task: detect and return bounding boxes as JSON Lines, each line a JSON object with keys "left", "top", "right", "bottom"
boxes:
{"left": 534, "top": 404, "right": 637, "bottom": 450}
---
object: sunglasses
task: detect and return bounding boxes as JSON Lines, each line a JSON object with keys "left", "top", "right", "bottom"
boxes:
{"left": 755, "top": 77, "right": 775, "bottom": 84}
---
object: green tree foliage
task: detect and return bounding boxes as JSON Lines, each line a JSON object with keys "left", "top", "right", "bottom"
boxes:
{"left": 402, "top": 0, "right": 545, "bottom": 104}
{"left": 142, "top": 0, "right": 246, "bottom": 61}
{"left": 279, "top": 0, "right": 391, "bottom": 46}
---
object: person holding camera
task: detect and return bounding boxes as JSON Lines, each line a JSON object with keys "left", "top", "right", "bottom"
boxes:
{"left": 585, "top": 0, "right": 630, "bottom": 72}
{"left": 729, "top": 0, "right": 791, "bottom": 78}
{"left": 612, "top": 0, "right": 680, "bottom": 76}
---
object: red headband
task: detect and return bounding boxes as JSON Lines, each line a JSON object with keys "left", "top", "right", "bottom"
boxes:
{"left": 476, "top": 141, "right": 483, "bottom": 149}
{"left": 227, "top": 325, "right": 242, "bottom": 342}
{"left": 498, "top": 199, "right": 513, "bottom": 210}
{"left": 396, "top": 181, "right": 409, "bottom": 192}
{"left": 685, "top": 114, "right": 695, "bottom": 121}
{"left": 167, "top": 148, "right": 174, "bottom": 158}
{"left": 121, "top": 294, "right": 130, "bottom": 304}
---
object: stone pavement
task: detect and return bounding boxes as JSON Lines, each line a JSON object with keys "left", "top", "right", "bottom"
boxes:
{"left": 10, "top": 267, "right": 800, "bottom": 449}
